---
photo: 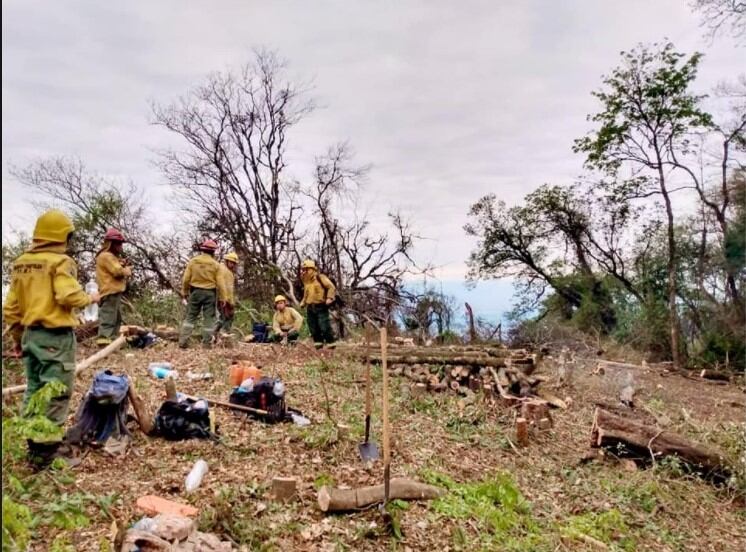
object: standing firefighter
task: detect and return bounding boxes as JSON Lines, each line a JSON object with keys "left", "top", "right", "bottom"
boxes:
{"left": 179, "top": 239, "right": 223, "bottom": 348}
{"left": 2, "top": 209, "right": 100, "bottom": 469}
{"left": 270, "top": 295, "right": 303, "bottom": 343}
{"left": 215, "top": 252, "right": 239, "bottom": 335}
{"left": 299, "top": 259, "right": 337, "bottom": 349}
{"left": 95, "top": 228, "right": 131, "bottom": 346}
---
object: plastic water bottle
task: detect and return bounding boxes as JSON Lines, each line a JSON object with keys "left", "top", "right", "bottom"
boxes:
{"left": 83, "top": 280, "right": 99, "bottom": 321}
{"left": 239, "top": 378, "right": 255, "bottom": 392}
{"left": 132, "top": 517, "right": 156, "bottom": 532}
{"left": 272, "top": 380, "right": 285, "bottom": 397}
{"left": 185, "top": 459, "right": 208, "bottom": 493}
{"left": 149, "top": 362, "right": 176, "bottom": 379}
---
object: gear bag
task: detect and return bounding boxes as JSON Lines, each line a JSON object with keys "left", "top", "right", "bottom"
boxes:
{"left": 229, "top": 376, "right": 286, "bottom": 424}
{"left": 66, "top": 370, "right": 131, "bottom": 445}
{"left": 316, "top": 274, "right": 345, "bottom": 309}
{"left": 252, "top": 322, "right": 270, "bottom": 343}
{"left": 154, "top": 398, "right": 216, "bottom": 441}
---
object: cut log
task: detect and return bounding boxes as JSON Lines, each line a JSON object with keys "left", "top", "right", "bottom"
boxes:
{"left": 2, "top": 335, "right": 127, "bottom": 397}
{"left": 591, "top": 408, "right": 731, "bottom": 480}
{"left": 271, "top": 477, "right": 298, "bottom": 501}
{"left": 317, "top": 478, "right": 443, "bottom": 512}
{"left": 127, "top": 385, "right": 154, "bottom": 435}
{"left": 699, "top": 369, "right": 730, "bottom": 382}
{"left": 515, "top": 417, "right": 529, "bottom": 446}
{"left": 369, "top": 355, "right": 509, "bottom": 368}
{"left": 536, "top": 389, "right": 568, "bottom": 409}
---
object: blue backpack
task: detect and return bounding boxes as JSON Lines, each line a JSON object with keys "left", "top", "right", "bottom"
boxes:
{"left": 252, "top": 322, "right": 270, "bottom": 343}
{"left": 66, "top": 370, "right": 131, "bottom": 445}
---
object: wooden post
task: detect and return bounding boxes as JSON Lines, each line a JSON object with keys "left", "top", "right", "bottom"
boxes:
{"left": 381, "top": 326, "right": 390, "bottom": 505}
{"left": 515, "top": 417, "right": 529, "bottom": 447}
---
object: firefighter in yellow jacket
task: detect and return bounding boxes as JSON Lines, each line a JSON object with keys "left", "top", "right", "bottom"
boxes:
{"left": 179, "top": 239, "right": 224, "bottom": 348}
{"left": 215, "top": 252, "right": 238, "bottom": 334}
{"left": 2, "top": 209, "right": 100, "bottom": 468}
{"left": 299, "top": 259, "right": 336, "bottom": 348}
{"left": 95, "top": 228, "right": 131, "bottom": 346}
{"left": 269, "top": 295, "right": 303, "bottom": 343}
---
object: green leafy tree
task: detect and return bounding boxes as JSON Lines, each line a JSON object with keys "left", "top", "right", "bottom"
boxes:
{"left": 574, "top": 42, "right": 713, "bottom": 368}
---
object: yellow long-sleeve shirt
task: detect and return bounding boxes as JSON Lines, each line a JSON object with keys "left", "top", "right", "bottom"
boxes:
{"left": 96, "top": 249, "right": 130, "bottom": 297}
{"left": 3, "top": 242, "right": 91, "bottom": 329}
{"left": 272, "top": 307, "right": 304, "bottom": 333}
{"left": 181, "top": 253, "right": 224, "bottom": 297}
{"left": 301, "top": 270, "right": 336, "bottom": 306}
{"left": 217, "top": 263, "right": 235, "bottom": 304}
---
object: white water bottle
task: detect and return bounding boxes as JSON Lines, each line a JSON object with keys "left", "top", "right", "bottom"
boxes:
{"left": 185, "top": 459, "right": 208, "bottom": 493}
{"left": 83, "top": 280, "right": 99, "bottom": 321}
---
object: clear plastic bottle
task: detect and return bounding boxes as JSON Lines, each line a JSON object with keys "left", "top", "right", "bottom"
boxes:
{"left": 83, "top": 280, "right": 99, "bottom": 321}
{"left": 185, "top": 459, "right": 208, "bottom": 493}
{"left": 239, "top": 377, "right": 255, "bottom": 392}
{"left": 272, "top": 380, "right": 285, "bottom": 397}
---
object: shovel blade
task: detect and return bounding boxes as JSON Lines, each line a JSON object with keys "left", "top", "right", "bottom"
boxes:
{"left": 358, "top": 441, "right": 380, "bottom": 462}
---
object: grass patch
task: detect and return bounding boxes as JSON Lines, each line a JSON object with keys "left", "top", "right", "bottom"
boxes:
{"left": 560, "top": 509, "right": 636, "bottom": 551}
{"left": 421, "top": 470, "right": 549, "bottom": 551}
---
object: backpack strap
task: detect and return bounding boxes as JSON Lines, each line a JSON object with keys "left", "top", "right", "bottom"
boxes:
{"left": 316, "top": 274, "right": 330, "bottom": 301}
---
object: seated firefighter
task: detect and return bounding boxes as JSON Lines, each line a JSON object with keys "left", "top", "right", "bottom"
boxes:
{"left": 179, "top": 239, "right": 225, "bottom": 348}
{"left": 2, "top": 209, "right": 100, "bottom": 469}
{"left": 299, "top": 259, "right": 337, "bottom": 349}
{"left": 95, "top": 228, "right": 132, "bottom": 347}
{"left": 270, "top": 295, "right": 303, "bottom": 343}
{"left": 215, "top": 251, "right": 239, "bottom": 335}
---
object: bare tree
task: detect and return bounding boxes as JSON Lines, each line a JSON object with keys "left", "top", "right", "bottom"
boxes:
{"left": 10, "top": 157, "right": 182, "bottom": 291}
{"left": 151, "top": 49, "right": 313, "bottom": 301}
{"left": 690, "top": 0, "right": 746, "bottom": 42}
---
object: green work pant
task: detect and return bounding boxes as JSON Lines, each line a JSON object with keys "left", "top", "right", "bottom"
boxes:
{"left": 268, "top": 329, "right": 300, "bottom": 343}
{"left": 180, "top": 287, "right": 217, "bottom": 347}
{"left": 215, "top": 306, "right": 235, "bottom": 334}
{"left": 97, "top": 292, "right": 123, "bottom": 342}
{"left": 307, "top": 304, "right": 335, "bottom": 345}
{"left": 22, "top": 327, "right": 76, "bottom": 433}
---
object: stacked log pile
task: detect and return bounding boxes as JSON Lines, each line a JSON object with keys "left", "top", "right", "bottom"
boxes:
{"left": 340, "top": 344, "right": 551, "bottom": 404}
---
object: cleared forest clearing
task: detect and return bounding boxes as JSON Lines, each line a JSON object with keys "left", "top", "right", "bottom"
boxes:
{"left": 2, "top": 340, "right": 745, "bottom": 551}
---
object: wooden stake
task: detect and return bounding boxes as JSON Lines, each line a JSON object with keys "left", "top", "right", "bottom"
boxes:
{"left": 381, "top": 326, "right": 391, "bottom": 506}
{"left": 515, "top": 417, "right": 529, "bottom": 446}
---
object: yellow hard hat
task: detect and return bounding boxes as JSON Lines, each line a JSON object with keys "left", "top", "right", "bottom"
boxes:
{"left": 225, "top": 252, "right": 239, "bottom": 263}
{"left": 274, "top": 295, "right": 287, "bottom": 304}
{"left": 301, "top": 259, "right": 316, "bottom": 269}
{"left": 33, "top": 209, "right": 75, "bottom": 243}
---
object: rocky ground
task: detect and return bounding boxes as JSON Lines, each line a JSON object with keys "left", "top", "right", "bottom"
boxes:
{"left": 2, "top": 338, "right": 745, "bottom": 551}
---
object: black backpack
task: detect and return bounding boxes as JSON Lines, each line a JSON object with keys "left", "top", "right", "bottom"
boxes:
{"left": 154, "top": 398, "right": 216, "bottom": 440}
{"left": 229, "top": 377, "right": 286, "bottom": 424}
{"left": 317, "top": 274, "right": 345, "bottom": 309}
{"left": 252, "top": 322, "right": 270, "bottom": 343}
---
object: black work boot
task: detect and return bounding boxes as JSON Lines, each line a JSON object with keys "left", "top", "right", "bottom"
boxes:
{"left": 27, "top": 440, "right": 80, "bottom": 471}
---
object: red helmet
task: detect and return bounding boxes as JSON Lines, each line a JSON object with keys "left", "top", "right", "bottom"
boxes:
{"left": 199, "top": 238, "right": 218, "bottom": 251}
{"left": 104, "top": 228, "right": 126, "bottom": 242}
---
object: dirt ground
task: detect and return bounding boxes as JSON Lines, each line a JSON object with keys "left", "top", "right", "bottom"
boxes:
{"left": 2, "top": 338, "right": 745, "bottom": 551}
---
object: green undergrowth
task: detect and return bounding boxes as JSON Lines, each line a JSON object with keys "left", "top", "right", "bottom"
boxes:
{"left": 421, "top": 470, "right": 550, "bottom": 551}
{"left": 560, "top": 509, "right": 636, "bottom": 551}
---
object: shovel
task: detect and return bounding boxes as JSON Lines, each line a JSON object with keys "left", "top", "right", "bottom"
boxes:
{"left": 358, "top": 324, "right": 380, "bottom": 463}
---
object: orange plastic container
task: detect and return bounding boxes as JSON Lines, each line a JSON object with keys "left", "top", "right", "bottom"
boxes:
{"left": 242, "top": 364, "right": 262, "bottom": 382}
{"left": 229, "top": 363, "right": 263, "bottom": 387}
{"left": 229, "top": 364, "right": 245, "bottom": 387}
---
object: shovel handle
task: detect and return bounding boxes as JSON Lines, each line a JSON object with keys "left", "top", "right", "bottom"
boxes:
{"left": 364, "top": 324, "right": 373, "bottom": 417}
{"left": 381, "top": 327, "right": 390, "bottom": 468}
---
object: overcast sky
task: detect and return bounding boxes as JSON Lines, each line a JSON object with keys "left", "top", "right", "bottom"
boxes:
{"left": 2, "top": 1, "right": 742, "bottom": 295}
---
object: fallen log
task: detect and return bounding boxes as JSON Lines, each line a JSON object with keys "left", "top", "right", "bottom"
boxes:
{"left": 317, "top": 477, "right": 443, "bottom": 512}
{"left": 699, "top": 369, "right": 730, "bottom": 382}
{"left": 2, "top": 335, "right": 127, "bottom": 397}
{"left": 591, "top": 407, "right": 731, "bottom": 480}
{"left": 368, "top": 354, "right": 510, "bottom": 368}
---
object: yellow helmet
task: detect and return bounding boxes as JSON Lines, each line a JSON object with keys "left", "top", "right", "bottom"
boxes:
{"left": 224, "top": 252, "right": 239, "bottom": 263}
{"left": 301, "top": 259, "right": 316, "bottom": 269}
{"left": 274, "top": 295, "right": 287, "bottom": 304}
{"left": 33, "top": 209, "right": 75, "bottom": 243}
